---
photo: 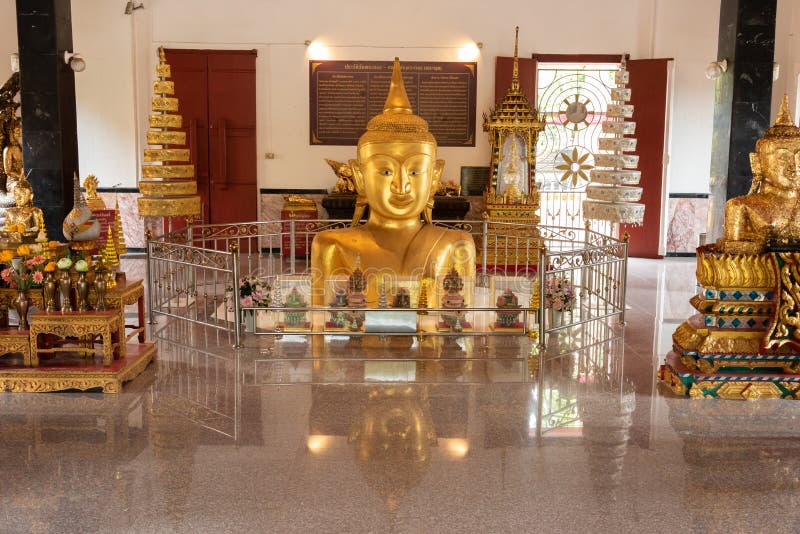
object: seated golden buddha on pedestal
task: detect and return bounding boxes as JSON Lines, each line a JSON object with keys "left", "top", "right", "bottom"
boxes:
{"left": 2, "top": 174, "right": 44, "bottom": 242}
{"left": 311, "top": 58, "right": 476, "bottom": 305}
{"left": 721, "top": 95, "right": 800, "bottom": 255}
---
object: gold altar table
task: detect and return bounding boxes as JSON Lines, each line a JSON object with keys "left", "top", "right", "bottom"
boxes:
{"left": 94, "top": 279, "right": 146, "bottom": 344}
{"left": 29, "top": 310, "right": 123, "bottom": 367}
{"left": 0, "top": 329, "right": 32, "bottom": 366}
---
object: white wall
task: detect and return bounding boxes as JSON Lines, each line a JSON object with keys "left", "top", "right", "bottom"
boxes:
{"left": 652, "top": 0, "right": 720, "bottom": 194}
{"left": 0, "top": 0, "right": 16, "bottom": 80}
{"left": 72, "top": 0, "right": 138, "bottom": 189}
{"left": 773, "top": 0, "right": 800, "bottom": 122}
{"left": 65, "top": 0, "right": 721, "bottom": 195}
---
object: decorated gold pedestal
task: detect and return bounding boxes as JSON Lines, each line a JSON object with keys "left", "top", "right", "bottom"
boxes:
{"left": 0, "top": 342, "right": 155, "bottom": 393}
{"left": 480, "top": 27, "right": 544, "bottom": 270}
{"left": 659, "top": 245, "right": 800, "bottom": 399}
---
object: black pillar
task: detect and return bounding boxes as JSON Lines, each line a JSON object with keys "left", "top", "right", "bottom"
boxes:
{"left": 16, "top": 0, "right": 78, "bottom": 240}
{"left": 707, "top": 0, "right": 776, "bottom": 241}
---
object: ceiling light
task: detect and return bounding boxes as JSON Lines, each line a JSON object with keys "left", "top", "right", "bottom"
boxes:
{"left": 458, "top": 42, "right": 481, "bottom": 62}
{"left": 306, "top": 41, "right": 330, "bottom": 60}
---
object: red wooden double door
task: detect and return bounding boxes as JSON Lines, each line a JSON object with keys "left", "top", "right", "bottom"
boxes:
{"left": 165, "top": 49, "right": 258, "bottom": 225}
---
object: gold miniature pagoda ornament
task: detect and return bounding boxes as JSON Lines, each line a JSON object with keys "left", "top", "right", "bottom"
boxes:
{"left": 481, "top": 27, "right": 545, "bottom": 266}
{"left": 583, "top": 56, "right": 645, "bottom": 225}
{"left": 101, "top": 232, "right": 120, "bottom": 270}
{"left": 137, "top": 46, "right": 201, "bottom": 218}
{"left": 113, "top": 197, "right": 127, "bottom": 256}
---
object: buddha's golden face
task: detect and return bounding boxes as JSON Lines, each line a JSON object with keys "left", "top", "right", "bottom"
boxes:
{"left": 13, "top": 186, "right": 31, "bottom": 206}
{"left": 353, "top": 141, "right": 443, "bottom": 220}
{"left": 759, "top": 138, "right": 800, "bottom": 189}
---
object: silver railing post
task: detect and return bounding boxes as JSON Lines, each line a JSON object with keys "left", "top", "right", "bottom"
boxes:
{"left": 230, "top": 242, "right": 242, "bottom": 348}
{"left": 582, "top": 219, "right": 590, "bottom": 321}
{"left": 538, "top": 243, "right": 546, "bottom": 350}
{"left": 145, "top": 229, "right": 156, "bottom": 325}
{"left": 619, "top": 232, "right": 629, "bottom": 326}
{"left": 481, "top": 215, "right": 489, "bottom": 287}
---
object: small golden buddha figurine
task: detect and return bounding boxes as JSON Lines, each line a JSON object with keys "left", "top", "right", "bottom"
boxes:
{"left": 3, "top": 174, "right": 45, "bottom": 240}
{"left": 721, "top": 95, "right": 800, "bottom": 254}
{"left": 310, "top": 58, "right": 476, "bottom": 305}
{"left": 2, "top": 118, "right": 23, "bottom": 189}
{"left": 283, "top": 194, "right": 316, "bottom": 207}
{"left": 83, "top": 174, "right": 107, "bottom": 210}
{"left": 0, "top": 126, "right": 13, "bottom": 225}
{"left": 325, "top": 158, "right": 357, "bottom": 194}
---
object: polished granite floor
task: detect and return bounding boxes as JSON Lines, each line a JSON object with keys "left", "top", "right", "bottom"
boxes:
{"left": 2, "top": 257, "right": 800, "bottom": 533}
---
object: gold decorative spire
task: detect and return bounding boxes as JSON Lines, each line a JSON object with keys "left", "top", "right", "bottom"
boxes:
{"left": 113, "top": 197, "right": 127, "bottom": 256}
{"left": 763, "top": 94, "right": 800, "bottom": 140}
{"left": 359, "top": 58, "right": 433, "bottom": 144}
{"left": 511, "top": 26, "right": 520, "bottom": 93}
{"left": 72, "top": 172, "right": 86, "bottom": 208}
{"left": 384, "top": 58, "right": 412, "bottom": 114}
{"left": 137, "top": 45, "right": 201, "bottom": 218}
{"left": 101, "top": 233, "right": 120, "bottom": 269}
{"left": 775, "top": 94, "right": 794, "bottom": 126}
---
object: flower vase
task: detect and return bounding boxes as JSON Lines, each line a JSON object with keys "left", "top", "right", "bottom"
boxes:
{"left": 243, "top": 309, "right": 256, "bottom": 333}
{"left": 59, "top": 270, "right": 73, "bottom": 312}
{"left": 14, "top": 290, "right": 29, "bottom": 331}
{"left": 547, "top": 308, "right": 563, "bottom": 328}
{"left": 94, "top": 275, "right": 107, "bottom": 311}
{"left": 76, "top": 272, "right": 90, "bottom": 312}
{"left": 43, "top": 272, "right": 58, "bottom": 312}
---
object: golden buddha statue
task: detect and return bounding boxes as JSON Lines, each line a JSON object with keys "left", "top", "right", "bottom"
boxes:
{"left": 0, "top": 126, "right": 12, "bottom": 226}
{"left": 310, "top": 58, "right": 476, "bottom": 305}
{"left": 721, "top": 95, "right": 800, "bottom": 254}
{"left": 2, "top": 118, "right": 23, "bottom": 188}
{"left": 3, "top": 174, "right": 45, "bottom": 240}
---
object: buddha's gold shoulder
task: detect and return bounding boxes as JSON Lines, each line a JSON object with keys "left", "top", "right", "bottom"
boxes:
{"left": 312, "top": 226, "right": 373, "bottom": 255}
{"left": 420, "top": 224, "right": 475, "bottom": 244}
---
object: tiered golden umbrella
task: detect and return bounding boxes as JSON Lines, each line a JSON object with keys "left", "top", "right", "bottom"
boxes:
{"left": 137, "top": 47, "right": 201, "bottom": 219}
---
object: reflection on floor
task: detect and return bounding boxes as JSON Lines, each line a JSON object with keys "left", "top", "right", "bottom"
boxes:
{"left": 2, "top": 258, "right": 800, "bottom": 533}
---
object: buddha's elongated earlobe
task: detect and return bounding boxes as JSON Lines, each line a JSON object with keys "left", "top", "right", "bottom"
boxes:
{"left": 423, "top": 159, "right": 444, "bottom": 224}
{"left": 350, "top": 159, "right": 367, "bottom": 226}
{"left": 423, "top": 198, "right": 434, "bottom": 224}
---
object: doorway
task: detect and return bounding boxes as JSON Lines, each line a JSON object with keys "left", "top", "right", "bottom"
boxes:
{"left": 164, "top": 49, "right": 258, "bottom": 225}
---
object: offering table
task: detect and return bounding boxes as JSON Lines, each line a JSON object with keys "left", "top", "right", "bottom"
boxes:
{"left": 29, "top": 310, "right": 123, "bottom": 367}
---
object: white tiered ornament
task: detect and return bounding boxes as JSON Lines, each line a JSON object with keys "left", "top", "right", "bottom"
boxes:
{"left": 583, "top": 56, "right": 645, "bottom": 228}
